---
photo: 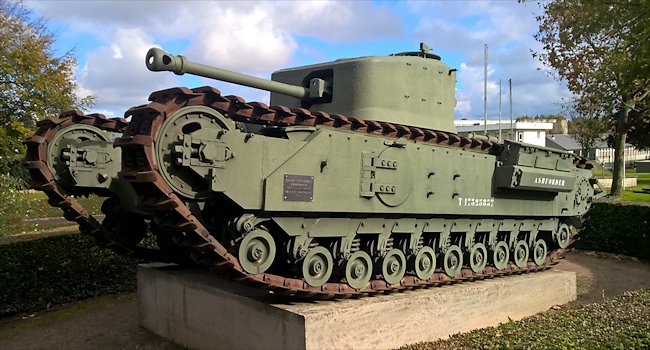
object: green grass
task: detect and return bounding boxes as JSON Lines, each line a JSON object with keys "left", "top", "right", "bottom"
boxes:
{"left": 1, "top": 191, "right": 105, "bottom": 237}
{"left": 589, "top": 160, "right": 613, "bottom": 177}
{"left": 619, "top": 173, "right": 650, "bottom": 202}
{"left": 588, "top": 160, "right": 650, "bottom": 202}
{"left": 403, "top": 289, "right": 650, "bottom": 350}
{"left": 23, "top": 192, "right": 105, "bottom": 219}
{"left": 589, "top": 160, "right": 645, "bottom": 177}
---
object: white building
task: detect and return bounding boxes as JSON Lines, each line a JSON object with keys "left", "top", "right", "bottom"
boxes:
{"left": 545, "top": 134, "right": 650, "bottom": 166}
{"left": 454, "top": 119, "right": 553, "bottom": 147}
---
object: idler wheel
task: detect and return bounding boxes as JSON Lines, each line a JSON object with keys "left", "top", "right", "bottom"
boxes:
{"left": 301, "top": 246, "right": 333, "bottom": 287}
{"left": 468, "top": 243, "right": 488, "bottom": 273}
{"left": 381, "top": 248, "right": 406, "bottom": 285}
{"left": 443, "top": 245, "right": 463, "bottom": 278}
{"left": 413, "top": 246, "right": 436, "bottom": 280}
{"left": 555, "top": 223, "right": 571, "bottom": 249}
{"left": 513, "top": 240, "right": 529, "bottom": 268}
{"left": 238, "top": 229, "right": 276, "bottom": 275}
{"left": 532, "top": 239, "right": 548, "bottom": 266}
{"left": 492, "top": 241, "right": 509, "bottom": 270}
{"left": 155, "top": 105, "right": 233, "bottom": 200}
{"left": 47, "top": 124, "right": 111, "bottom": 188}
{"left": 345, "top": 251, "right": 373, "bottom": 290}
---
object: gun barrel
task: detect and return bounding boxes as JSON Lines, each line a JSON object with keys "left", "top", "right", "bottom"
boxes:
{"left": 146, "top": 47, "right": 310, "bottom": 101}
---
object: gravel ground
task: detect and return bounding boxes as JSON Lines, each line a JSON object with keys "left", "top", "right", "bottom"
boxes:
{"left": 0, "top": 250, "right": 648, "bottom": 350}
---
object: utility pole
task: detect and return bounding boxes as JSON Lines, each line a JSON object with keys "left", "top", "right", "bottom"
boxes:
{"left": 498, "top": 79, "right": 502, "bottom": 140}
{"left": 509, "top": 78, "right": 513, "bottom": 140}
{"left": 483, "top": 44, "right": 488, "bottom": 136}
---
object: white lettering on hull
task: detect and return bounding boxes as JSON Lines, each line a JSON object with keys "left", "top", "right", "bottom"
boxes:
{"left": 457, "top": 197, "right": 495, "bottom": 207}
{"left": 533, "top": 177, "right": 565, "bottom": 187}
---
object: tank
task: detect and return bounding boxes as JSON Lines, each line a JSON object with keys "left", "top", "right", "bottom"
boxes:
{"left": 23, "top": 112, "right": 190, "bottom": 263}
{"left": 26, "top": 44, "right": 605, "bottom": 297}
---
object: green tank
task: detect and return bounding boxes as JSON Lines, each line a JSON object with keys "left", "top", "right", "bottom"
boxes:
{"left": 23, "top": 112, "right": 189, "bottom": 262}
{"left": 27, "top": 44, "right": 605, "bottom": 297}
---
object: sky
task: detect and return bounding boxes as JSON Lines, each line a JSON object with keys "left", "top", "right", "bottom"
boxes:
{"left": 24, "top": 0, "right": 572, "bottom": 120}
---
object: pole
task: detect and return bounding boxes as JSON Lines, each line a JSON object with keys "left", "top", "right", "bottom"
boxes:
{"left": 483, "top": 44, "right": 488, "bottom": 136}
{"left": 498, "top": 79, "right": 502, "bottom": 140}
{"left": 509, "top": 78, "right": 513, "bottom": 139}
{"left": 623, "top": 146, "right": 626, "bottom": 191}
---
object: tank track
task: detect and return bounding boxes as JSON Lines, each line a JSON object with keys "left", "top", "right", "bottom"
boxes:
{"left": 23, "top": 110, "right": 167, "bottom": 262}
{"left": 113, "top": 86, "right": 587, "bottom": 298}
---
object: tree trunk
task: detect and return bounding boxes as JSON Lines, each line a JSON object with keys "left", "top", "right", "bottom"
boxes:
{"left": 610, "top": 104, "right": 631, "bottom": 196}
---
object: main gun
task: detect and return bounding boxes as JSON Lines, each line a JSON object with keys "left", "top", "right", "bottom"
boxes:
{"left": 145, "top": 47, "right": 328, "bottom": 102}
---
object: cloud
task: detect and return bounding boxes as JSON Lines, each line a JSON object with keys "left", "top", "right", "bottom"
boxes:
{"left": 78, "top": 28, "right": 176, "bottom": 114}
{"left": 409, "top": 1, "right": 570, "bottom": 119}
{"left": 272, "top": 1, "right": 403, "bottom": 42}
{"left": 26, "top": 0, "right": 404, "bottom": 116}
{"left": 26, "top": 0, "right": 570, "bottom": 121}
{"left": 184, "top": 5, "right": 297, "bottom": 73}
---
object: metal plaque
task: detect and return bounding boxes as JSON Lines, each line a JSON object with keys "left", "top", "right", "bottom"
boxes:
{"left": 283, "top": 174, "right": 314, "bottom": 202}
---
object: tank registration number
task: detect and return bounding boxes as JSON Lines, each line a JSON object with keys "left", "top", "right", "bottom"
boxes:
{"left": 457, "top": 197, "right": 494, "bottom": 207}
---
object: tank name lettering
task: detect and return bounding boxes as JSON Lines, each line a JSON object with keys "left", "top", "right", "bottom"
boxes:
{"left": 534, "top": 177, "right": 565, "bottom": 186}
{"left": 457, "top": 197, "right": 494, "bottom": 207}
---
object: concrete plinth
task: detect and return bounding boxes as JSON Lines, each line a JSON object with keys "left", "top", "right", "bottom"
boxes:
{"left": 138, "top": 264, "right": 576, "bottom": 350}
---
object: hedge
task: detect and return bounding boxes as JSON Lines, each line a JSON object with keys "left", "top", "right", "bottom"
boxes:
{"left": 0, "top": 234, "right": 139, "bottom": 317}
{"left": 0, "top": 174, "right": 31, "bottom": 237}
{"left": 1, "top": 201, "right": 647, "bottom": 318}
{"left": 405, "top": 289, "right": 650, "bottom": 349}
{"left": 0, "top": 156, "right": 30, "bottom": 190}
{"left": 575, "top": 201, "right": 650, "bottom": 261}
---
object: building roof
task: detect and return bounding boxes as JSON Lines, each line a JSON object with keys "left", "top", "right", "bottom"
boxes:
{"left": 545, "top": 134, "right": 610, "bottom": 151}
{"left": 455, "top": 120, "right": 553, "bottom": 133}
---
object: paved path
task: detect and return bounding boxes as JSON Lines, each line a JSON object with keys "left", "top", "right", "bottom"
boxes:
{"left": 0, "top": 250, "right": 648, "bottom": 350}
{"left": 554, "top": 250, "right": 650, "bottom": 305}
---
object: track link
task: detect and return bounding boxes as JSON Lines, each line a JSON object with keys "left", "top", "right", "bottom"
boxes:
{"left": 23, "top": 110, "right": 166, "bottom": 261}
{"left": 115, "top": 86, "right": 578, "bottom": 298}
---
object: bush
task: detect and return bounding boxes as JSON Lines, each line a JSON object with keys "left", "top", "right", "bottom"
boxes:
{"left": 0, "top": 173, "right": 31, "bottom": 236}
{"left": 0, "top": 234, "right": 140, "bottom": 317}
{"left": 575, "top": 201, "right": 650, "bottom": 261}
{"left": 404, "top": 289, "right": 650, "bottom": 349}
{"left": 0, "top": 155, "right": 30, "bottom": 190}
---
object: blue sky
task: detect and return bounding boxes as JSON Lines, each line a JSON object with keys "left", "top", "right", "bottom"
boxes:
{"left": 25, "top": 0, "right": 571, "bottom": 120}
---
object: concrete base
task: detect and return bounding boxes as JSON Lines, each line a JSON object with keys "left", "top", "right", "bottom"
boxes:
{"left": 598, "top": 176, "right": 637, "bottom": 188}
{"left": 138, "top": 264, "right": 576, "bottom": 350}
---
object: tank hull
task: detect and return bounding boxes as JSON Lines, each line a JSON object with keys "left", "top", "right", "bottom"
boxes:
{"left": 111, "top": 86, "right": 598, "bottom": 297}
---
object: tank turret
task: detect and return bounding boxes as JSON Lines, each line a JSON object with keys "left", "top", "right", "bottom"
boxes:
{"left": 145, "top": 45, "right": 457, "bottom": 133}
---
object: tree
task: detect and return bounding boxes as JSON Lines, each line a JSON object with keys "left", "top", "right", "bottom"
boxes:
{"left": 627, "top": 100, "right": 650, "bottom": 150}
{"left": 0, "top": 0, "right": 94, "bottom": 133}
{"left": 568, "top": 116, "right": 607, "bottom": 159}
{"left": 515, "top": 114, "right": 566, "bottom": 122}
{"left": 534, "top": 0, "right": 650, "bottom": 195}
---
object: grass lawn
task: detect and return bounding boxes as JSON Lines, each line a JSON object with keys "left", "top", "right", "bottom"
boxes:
{"left": 22, "top": 191, "right": 105, "bottom": 219}
{"left": 1, "top": 191, "right": 105, "bottom": 237}
{"left": 588, "top": 161, "right": 650, "bottom": 202}
{"left": 618, "top": 173, "right": 650, "bottom": 202}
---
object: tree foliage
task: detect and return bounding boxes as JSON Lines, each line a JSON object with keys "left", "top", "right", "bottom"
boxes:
{"left": 534, "top": 0, "right": 650, "bottom": 195}
{"left": 568, "top": 116, "right": 607, "bottom": 158}
{"left": 627, "top": 100, "right": 650, "bottom": 150}
{"left": 0, "top": 0, "right": 94, "bottom": 132}
{"left": 516, "top": 114, "right": 566, "bottom": 122}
